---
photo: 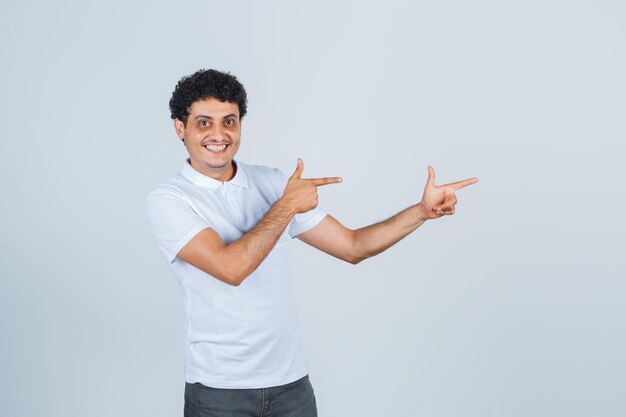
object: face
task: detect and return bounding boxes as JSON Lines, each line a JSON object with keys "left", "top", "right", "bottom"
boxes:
{"left": 174, "top": 97, "right": 242, "bottom": 181}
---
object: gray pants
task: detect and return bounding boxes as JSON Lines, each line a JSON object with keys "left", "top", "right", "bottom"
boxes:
{"left": 184, "top": 375, "right": 318, "bottom": 417}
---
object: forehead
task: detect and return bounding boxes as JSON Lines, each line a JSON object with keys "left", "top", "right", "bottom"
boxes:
{"left": 189, "top": 97, "right": 240, "bottom": 118}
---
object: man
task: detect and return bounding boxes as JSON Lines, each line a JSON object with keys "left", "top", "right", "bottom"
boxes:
{"left": 146, "top": 69, "right": 478, "bottom": 417}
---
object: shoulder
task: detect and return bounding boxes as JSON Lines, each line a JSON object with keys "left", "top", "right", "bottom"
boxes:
{"left": 237, "top": 161, "right": 287, "bottom": 198}
{"left": 238, "top": 161, "right": 287, "bottom": 185}
{"left": 145, "top": 173, "right": 189, "bottom": 207}
{"left": 238, "top": 161, "right": 284, "bottom": 178}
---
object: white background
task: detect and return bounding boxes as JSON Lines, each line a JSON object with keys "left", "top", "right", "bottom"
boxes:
{"left": 1, "top": 1, "right": 625, "bottom": 416}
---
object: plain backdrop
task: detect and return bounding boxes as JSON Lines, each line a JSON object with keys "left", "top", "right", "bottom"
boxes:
{"left": 1, "top": 1, "right": 625, "bottom": 416}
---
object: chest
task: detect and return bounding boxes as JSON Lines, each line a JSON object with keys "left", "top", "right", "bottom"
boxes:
{"left": 186, "top": 183, "right": 280, "bottom": 244}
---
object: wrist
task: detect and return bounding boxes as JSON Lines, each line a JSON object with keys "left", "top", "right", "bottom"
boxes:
{"left": 415, "top": 202, "right": 429, "bottom": 222}
{"left": 275, "top": 197, "right": 298, "bottom": 218}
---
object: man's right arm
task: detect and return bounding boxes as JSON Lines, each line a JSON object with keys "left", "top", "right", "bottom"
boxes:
{"left": 177, "top": 159, "right": 341, "bottom": 286}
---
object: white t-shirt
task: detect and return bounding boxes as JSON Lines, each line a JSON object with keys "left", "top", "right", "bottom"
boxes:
{"left": 145, "top": 159, "right": 326, "bottom": 389}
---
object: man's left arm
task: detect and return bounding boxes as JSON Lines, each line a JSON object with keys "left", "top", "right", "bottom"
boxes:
{"left": 297, "top": 166, "right": 478, "bottom": 264}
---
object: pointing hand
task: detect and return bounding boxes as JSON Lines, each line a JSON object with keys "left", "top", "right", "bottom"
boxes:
{"left": 282, "top": 158, "right": 342, "bottom": 214}
{"left": 419, "top": 166, "right": 478, "bottom": 220}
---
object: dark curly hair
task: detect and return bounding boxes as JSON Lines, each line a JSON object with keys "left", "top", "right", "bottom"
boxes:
{"left": 169, "top": 69, "right": 248, "bottom": 125}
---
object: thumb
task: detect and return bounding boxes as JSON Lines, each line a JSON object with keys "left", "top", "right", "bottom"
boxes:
{"left": 427, "top": 165, "right": 436, "bottom": 187}
{"left": 290, "top": 158, "right": 304, "bottom": 179}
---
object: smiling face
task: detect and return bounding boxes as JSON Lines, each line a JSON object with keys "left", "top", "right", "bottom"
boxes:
{"left": 174, "top": 97, "right": 242, "bottom": 181}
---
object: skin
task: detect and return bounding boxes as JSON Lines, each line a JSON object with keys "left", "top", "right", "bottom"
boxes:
{"left": 175, "top": 97, "right": 478, "bottom": 286}
{"left": 297, "top": 166, "right": 477, "bottom": 264}
{"left": 174, "top": 97, "right": 242, "bottom": 182}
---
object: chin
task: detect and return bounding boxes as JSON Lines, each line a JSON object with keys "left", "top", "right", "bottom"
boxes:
{"left": 205, "top": 159, "right": 232, "bottom": 171}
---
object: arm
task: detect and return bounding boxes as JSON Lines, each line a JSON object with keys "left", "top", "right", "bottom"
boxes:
{"left": 177, "top": 159, "right": 342, "bottom": 286}
{"left": 296, "top": 205, "right": 427, "bottom": 264}
{"left": 177, "top": 201, "right": 295, "bottom": 286}
{"left": 297, "top": 166, "right": 478, "bottom": 264}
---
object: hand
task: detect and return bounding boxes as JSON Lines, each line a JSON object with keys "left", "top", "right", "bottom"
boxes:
{"left": 282, "top": 158, "right": 342, "bottom": 214}
{"left": 419, "top": 166, "right": 478, "bottom": 220}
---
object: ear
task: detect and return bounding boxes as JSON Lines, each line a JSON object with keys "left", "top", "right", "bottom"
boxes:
{"left": 173, "top": 118, "right": 186, "bottom": 142}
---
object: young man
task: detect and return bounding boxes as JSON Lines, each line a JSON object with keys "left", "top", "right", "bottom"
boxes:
{"left": 146, "top": 69, "right": 478, "bottom": 417}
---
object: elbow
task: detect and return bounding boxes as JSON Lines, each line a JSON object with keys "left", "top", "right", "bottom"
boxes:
{"left": 226, "top": 270, "right": 253, "bottom": 287}
{"left": 347, "top": 233, "right": 368, "bottom": 265}
{"left": 221, "top": 273, "right": 247, "bottom": 287}
{"left": 215, "top": 265, "right": 251, "bottom": 287}
{"left": 222, "top": 275, "right": 242, "bottom": 286}
{"left": 345, "top": 248, "right": 368, "bottom": 264}
{"left": 348, "top": 255, "right": 367, "bottom": 265}
{"left": 182, "top": 246, "right": 252, "bottom": 286}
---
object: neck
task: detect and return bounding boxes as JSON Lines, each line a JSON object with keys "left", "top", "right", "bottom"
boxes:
{"left": 189, "top": 159, "right": 236, "bottom": 182}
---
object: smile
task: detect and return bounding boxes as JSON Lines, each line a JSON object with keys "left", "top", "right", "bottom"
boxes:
{"left": 204, "top": 144, "right": 228, "bottom": 153}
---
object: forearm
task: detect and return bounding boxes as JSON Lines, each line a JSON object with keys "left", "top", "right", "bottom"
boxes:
{"left": 221, "top": 199, "right": 295, "bottom": 284}
{"left": 352, "top": 203, "right": 428, "bottom": 262}
{"left": 193, "top": 160, "right": 341, "bottom": 284}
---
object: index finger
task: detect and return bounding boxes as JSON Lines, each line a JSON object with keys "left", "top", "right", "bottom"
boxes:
{"left": 308, "top": 177, "right": 343, "bottom": 186}
{"left": 445, "top": 177, "right": 479, "bottom": 191}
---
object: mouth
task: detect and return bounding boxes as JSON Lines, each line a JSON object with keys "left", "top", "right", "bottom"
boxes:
{"left": 203, "top": 143, "right": 229, "bottom": 154}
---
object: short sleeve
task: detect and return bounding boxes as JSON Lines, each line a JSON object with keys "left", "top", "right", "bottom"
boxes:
{"left": 272, "top": 168, "right": 328, "bottom": 238}
{"left": 145, "top": 188, "right": 213, "bottom": 263}
{"left": 289, "top": 208, "right": 327, "bottom": 238}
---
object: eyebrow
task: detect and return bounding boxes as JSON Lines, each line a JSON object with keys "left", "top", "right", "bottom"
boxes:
{"left": 194, "top": 114, "right": 238, "bottom": 120}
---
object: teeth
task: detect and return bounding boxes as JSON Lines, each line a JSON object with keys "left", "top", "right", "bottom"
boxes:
{"left": 205, "top": 144, "right": 227, "bottom": 152}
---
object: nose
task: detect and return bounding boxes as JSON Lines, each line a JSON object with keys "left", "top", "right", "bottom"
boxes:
{"left": 207, "top": 124, "right": 227, "bottom": 141}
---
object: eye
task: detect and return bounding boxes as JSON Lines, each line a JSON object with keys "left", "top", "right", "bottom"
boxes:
{"left": 199, "top": 120, "right": 209, "bottom": 127}
{"left": 225, "top": 119, "right": 235, "bottom": 126}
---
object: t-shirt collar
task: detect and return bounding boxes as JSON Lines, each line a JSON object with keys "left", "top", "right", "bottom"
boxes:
{"left": 180, "top": 158, "right": 248, "bottom": 190}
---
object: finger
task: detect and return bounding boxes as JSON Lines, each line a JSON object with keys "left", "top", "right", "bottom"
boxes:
{"left": 427, "top": 166, "right": 436, "bottom": 186}
{"left": 309, "top": 177, "right": 343, "bottom": 186}
{"left": 290, "top": 158, "right": 304, "bottom": 179}
{"left": 435, "top": 206, "right": 455, "bottom": 215}
{"left": 433, "top": 193, "right": 457, "bottom": 211}
{"left": 444, "top": 194, "right": 458, "bottom": 206}
{"left": 434, "top": 203, "right": 456, "bottom": 212}
{"left": 446, "top": 177, "right": 479, "bottom": 191}
{"left": 433, "top": 195, "right": 457, "bottom": 210}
